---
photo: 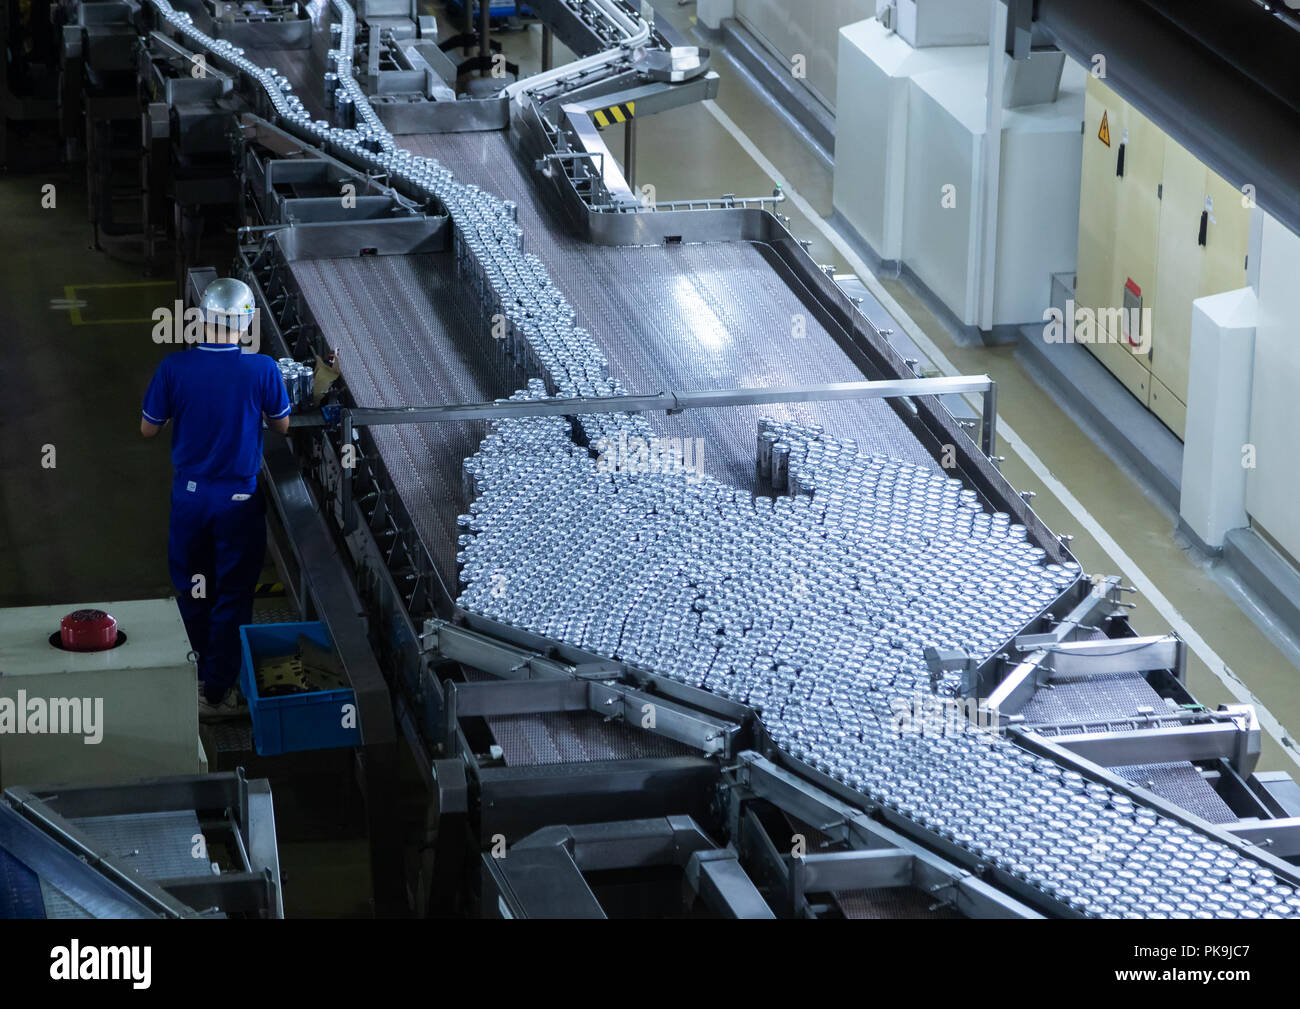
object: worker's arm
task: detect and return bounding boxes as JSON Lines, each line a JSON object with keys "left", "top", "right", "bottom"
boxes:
{"left": 142, "top": 359, "right": 172, "bottom": 438}
{"left": 266, "top": 414, "right": 291, "bottom": 436}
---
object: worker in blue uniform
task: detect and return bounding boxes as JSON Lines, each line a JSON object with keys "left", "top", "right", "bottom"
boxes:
{"left": 141, "top": 278, "right": 291, "bottom": 718}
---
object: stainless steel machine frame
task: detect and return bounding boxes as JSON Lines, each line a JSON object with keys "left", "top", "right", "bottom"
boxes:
{"left": 2, "top": 771, "right": 283, "bottom": 918}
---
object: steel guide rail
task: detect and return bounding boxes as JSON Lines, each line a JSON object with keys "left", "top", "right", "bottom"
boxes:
{"left": 432, "top": 607, "right": 1267, "bottom": 915}
{"left": 292, "top": 376, "right": 997, "bottom": 442}
{"left": 292, "top": 376, "right": 999, "bottom": 545}
{"left": 290, "top": 377, "right": 1001, "bottom": 537}
{"left": 148, "top": 0, "right": 1300, "bottom": 916}
{"left": 441, "top": 612, "right": 1300, "bottom": 917}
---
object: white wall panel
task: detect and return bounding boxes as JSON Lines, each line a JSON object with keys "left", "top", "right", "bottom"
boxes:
{"left": 1245, "top": 212, "right": 1300, "bottom": 562}
{"left": 735, "top": 0, "right": 877, "bottom": 110}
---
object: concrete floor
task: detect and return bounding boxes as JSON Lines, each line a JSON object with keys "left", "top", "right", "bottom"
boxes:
{"left": 2, "top": 2, "right": 1299, "bottom": 914}
{"left": 0, "top": 157, "right": 175, "bottom": 606}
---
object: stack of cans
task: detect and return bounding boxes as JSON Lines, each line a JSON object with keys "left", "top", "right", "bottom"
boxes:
{"left": 277, "top": 358, "right": 314, "bottom": 412}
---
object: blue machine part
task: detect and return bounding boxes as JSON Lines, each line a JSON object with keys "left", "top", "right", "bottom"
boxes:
{"left": 0, "top": 804, "right": 158, "bottom": 918}
{"left": 0, "top": 844, "right": 46, "bottom": 919}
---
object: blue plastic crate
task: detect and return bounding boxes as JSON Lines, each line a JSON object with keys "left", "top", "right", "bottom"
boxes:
{"left": 238, "top": 622, "right": 361, "bottom": 756}
{"left": 446, "top": 0, "right": 532, "bottom": 16}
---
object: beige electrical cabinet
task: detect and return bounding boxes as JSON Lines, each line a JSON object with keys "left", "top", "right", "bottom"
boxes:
{"left": 1078, "top": 81, "right": 1159, "bottom": 406}
{"left": 1149, "top": 143, "right": 1251, "bottom": 437}
{"left": 1075, "top": 77, "right": 1250, "bottom": 440}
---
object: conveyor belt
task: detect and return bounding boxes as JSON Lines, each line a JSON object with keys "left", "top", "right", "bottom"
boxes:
{"left": 291, "top": 253, "right": 513, "bottom": 581}
{"left": 293, "top": 243, "right": 938, "bottom": 593}
{"left": 484, "top": 710, "right": 692, "bottom": 766}
{"left": 462, "top": 668, "right": 690, "bottom": 766}
{"left": 792, "top": 815, "right": 962, "bottom": 918}
{"left": 260, "top": 43, "right": 329, "bottom": 120}
{"left": 1021, "top": 671, "right": 1180, "bottom": 730}
{"left": 835, "top": 887, "right": 962, "bottom": 920}
{"left": 404, "top": 130, "right": 937, "bottom": 483}
{"left": 261, "top": 33, "right": 937, "bottom": 493}
{"left": 242, "top": 0, "right": 332, "bottom": 108}
{"left": 0, "top": 843, "right": 45, "bottom": 917}
{"left": 1021, "top": 667, "right": 1236, "bottom": 824}
{"left": 1112, "top": 762, "right": 1237, "bottom": 825}
{"left": 69, "top": 811, "right": 208, "bottom": 880}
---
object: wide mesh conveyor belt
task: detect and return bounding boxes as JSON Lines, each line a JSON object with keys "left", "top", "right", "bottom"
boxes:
{"left": 257, "top": 42, "right": 936, "bottom": 482}
{"left": 289, "top": 246, "right": 944, "bottom": 767}
{"left": 291, "top": 253, "right": 513, "bottom": 581}
{"left": 403, "top": 131, "right": 938, "bottom": 484}
{"left": 461, "top": 669, "right": 691, "bottom": 766}
{"left": 1021, "top": 670, "right": 1237, "bottom": 824}
{"left": 288, "top": 138, "right": 947, "bottom": 777}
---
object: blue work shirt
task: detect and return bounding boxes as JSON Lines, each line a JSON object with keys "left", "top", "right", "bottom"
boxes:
{"left": 142, "top": 344, "right": 291, "bottom": 493}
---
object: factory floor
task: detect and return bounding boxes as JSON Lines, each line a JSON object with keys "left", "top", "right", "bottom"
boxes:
{"left": 1, "top": 2, "right": 1298, "bottom": 916}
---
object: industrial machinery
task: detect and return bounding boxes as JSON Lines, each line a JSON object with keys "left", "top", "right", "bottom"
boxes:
{"left": 0, "top": 770, "right": 283, "bottom": 917}
{"left": 27, "top": 0, "right": 1300, "bottom": 918}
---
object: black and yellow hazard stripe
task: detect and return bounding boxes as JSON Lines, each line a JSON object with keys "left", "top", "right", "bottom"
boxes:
{"left": 253, "top": 582, "right": 286, "bottom": 597}
{"left": 592, "top": 101, "right": 636, "bottom": 129}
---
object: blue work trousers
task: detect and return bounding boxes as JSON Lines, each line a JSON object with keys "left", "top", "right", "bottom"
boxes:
{"left": 168, "top": 475, "right": 266, "bottom": 701}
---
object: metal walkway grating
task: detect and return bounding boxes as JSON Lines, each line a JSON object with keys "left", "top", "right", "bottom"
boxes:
{"left": 69, "top": 810, "right": 208, "bottom": 880}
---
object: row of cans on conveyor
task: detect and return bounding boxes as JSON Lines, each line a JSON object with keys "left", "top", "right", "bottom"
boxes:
{"left": 444, "top": 184, "right": 651, "bottom": 449}
{"left": 145, "top": 0, "right": 392, "bottom": 149}
{"left": 143, "top": 0, "right": 639, "bottom": 444}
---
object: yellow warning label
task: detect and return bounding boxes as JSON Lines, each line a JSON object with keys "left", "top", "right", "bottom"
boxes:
{"left": 1098, "top": 110, "right": 1111, "bottom": 147}
{"left": 592, "top": 101, "right": 636, "bottom": 129}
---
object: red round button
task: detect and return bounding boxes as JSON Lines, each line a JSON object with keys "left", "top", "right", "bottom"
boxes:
{"left": 60, "top": 609, "right": 118, "bottom": 652}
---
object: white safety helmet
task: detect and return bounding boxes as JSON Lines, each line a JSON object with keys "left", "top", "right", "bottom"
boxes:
{"left": 200, "top": 277, "right": 257, "bottom": 333}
